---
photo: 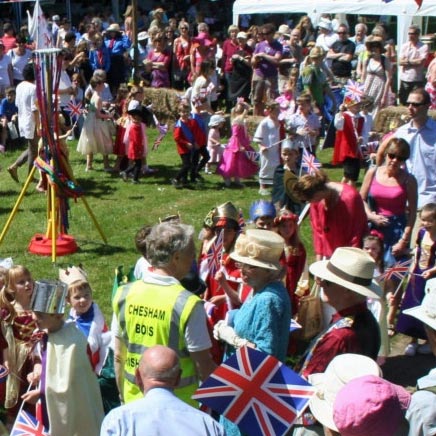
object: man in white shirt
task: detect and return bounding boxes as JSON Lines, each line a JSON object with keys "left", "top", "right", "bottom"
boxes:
{"left": 399, "top": 25, "right": 428, "bottom": 105}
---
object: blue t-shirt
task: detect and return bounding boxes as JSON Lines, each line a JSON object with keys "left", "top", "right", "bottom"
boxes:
{"left": 0, "top": 98, "right": 18, "bottom": 121}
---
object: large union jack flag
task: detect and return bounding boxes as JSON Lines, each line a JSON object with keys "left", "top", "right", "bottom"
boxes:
{"left": 193, "top": 347, "right": 315, "bottom": 436}
{"left": 301, "top": 147, "right": 322, "bottom": 176}
{"left": 379, "top": 258, "right": 413, "bottom": 282}
{"left": 10, "top": 409, "right": 49, "bottom": 436}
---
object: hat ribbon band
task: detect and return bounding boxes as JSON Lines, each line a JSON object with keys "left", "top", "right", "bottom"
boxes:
{"left": 326, "top": 262, "right": 372, "bottom": 287}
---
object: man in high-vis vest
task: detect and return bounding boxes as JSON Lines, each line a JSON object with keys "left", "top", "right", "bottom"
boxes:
{"left": 112, "top": 222, "right": 216, "bottom": 405}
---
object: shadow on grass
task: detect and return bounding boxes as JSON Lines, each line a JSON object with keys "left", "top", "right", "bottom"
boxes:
{"left": 74, "top": 238, "right": 129, "bottom": 256}
{"left": 75, "top": 178, "right": 117, "bottom": 198}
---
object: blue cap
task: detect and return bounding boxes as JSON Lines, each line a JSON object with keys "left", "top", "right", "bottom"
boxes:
{"left": 249, "top": 200, "right": 276, "bottom": 222}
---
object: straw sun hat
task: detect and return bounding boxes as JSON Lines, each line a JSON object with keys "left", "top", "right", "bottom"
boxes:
{"left": 309, "top": 247, "right": 382, "bottom": 299}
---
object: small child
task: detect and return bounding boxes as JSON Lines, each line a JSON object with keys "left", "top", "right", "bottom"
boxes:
{"left": 133, "top": 225, "right": 152, "bottom": 280}
{"left": 272, "top": 140, "right": 303, "bottom": 214}
{"left": 119, "top": 106, "right": 148, "bottom": 184}
{"left": 332, "top": 96, "right": 365, "bottom": 187}
{"left": 397, "top": 203, "right": 436, "bottom": 356}
{"left": 0, "top": 87, "right": 18, "bottom": 151}
{"left": 253, "top": 101, "right": 281, "bottom": 196}
{"left": 60, "top": 266, "right": 120, "bottom": 414}
{"left": 172, "top": 103, "right": 206, "bottom": 189}
{"left": 218, "top": 100, "right": 258, "bottom": 188}
{"left": 205, "top": 114, "right": 225, "bottom": 175}
{"left": 0, "top": 265, "right": 37, "bottom": 422}
{"left": 363, "top": 232, "right": 390, "bottom": 365}
{"left": 274, "top": 209, "right": 306, "bottom": 316}
{"left": 23, "top": 279, "right": 104, "bottom": 434}
{"left": 249, "top": 199, "right": 276, "bottom": 230}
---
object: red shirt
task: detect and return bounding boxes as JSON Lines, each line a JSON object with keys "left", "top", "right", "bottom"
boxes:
{"left": 173, "top": 118, "right": 206, "bottom": 155}
{"left": 310, "top": 184, "right": 368, "bottom": 258}
{"left": 222, "top": 38, "right": 239, "bottom": 73}
{"left": 301, "top": 302, "right": 380, "bottom": 378}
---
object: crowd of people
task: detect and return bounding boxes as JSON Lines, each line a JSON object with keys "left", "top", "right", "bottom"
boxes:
{"left": 0, "top": 3, "right": 436, "bottom": 436}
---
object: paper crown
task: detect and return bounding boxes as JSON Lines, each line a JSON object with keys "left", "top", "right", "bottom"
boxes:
{"left": 249, "top": 200, "right": 276, "bottom": 222}
{"left": 31, "top": 280, "right": 67, "bottom": 314}
{"left": 59, "top": 266, "right": 88, "bottom": 286}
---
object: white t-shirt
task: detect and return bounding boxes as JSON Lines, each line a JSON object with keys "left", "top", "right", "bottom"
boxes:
{"left": 16, "top": 80, "right": 37, "bottom": 139}
{"left": 7, "top": 49, "right": 32, "bottom": 82}
{"left": 59, "top": 70, "right": 72, "bottom": 107}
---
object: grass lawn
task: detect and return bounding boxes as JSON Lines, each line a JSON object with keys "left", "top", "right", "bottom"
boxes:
{"left": 0, "top": 129, "right": 343, "bottom": 319}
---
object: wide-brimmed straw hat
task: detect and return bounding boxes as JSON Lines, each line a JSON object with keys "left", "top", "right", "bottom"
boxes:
{"left": 106, "top": 23, "right": 121, "bottom": 33}
{"left": 59, "top": 265, "right": 88, "bottom": 286}
{"left": 230, "top": 229, "right": 284, "bottom": 271}
{"left": 365, "top": 35, "right": 385, "bottom": 50}
{"left": 403, "top": 277, "right": 436, "bottom": 330}
{"left": 309, "top": 247, "right": 382, "bottom": 299}
{"left": 309, "top": 46, "right": 325, "bottom": 59}
{"left": 308, "top": 354, "right": 382, "bottom": 432}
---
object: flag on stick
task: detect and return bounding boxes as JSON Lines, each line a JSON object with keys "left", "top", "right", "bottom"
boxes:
{"left": 193, "top": 347, "right": 315, "bottom": 436}
{"left": 300, "top": 147, "right": 322, "bottom": 176}
{"left": 10, "top": 409, "right": 49, "bottom": 436}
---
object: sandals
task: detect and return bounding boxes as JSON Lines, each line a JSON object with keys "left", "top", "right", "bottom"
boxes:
{"left": 388, "top": 324, "right": 396, "bottom": 337}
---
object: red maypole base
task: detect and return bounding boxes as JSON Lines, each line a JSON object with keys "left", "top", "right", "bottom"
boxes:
{"left": 28, "top": 233, "right": 78, "bottom": 256}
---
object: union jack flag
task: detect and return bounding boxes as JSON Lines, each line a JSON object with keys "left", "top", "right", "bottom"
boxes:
{"left": 193, "top": 347, "right": 314, "bottom": 436}
{"left": 361, "top": 141, "right": 379, "bottom": 158}
{"left": 10, "top": 410, "right": 49, "bottom": 436}
{"left": 344, "top": 79, "right": 365, "bottom": 103}
{"left": 206, "top": 230, "right": 224, "bottom": 278}
{"left": 379, "top": 258, "right": 413, "bottom": 282}
{"left": 245, "top": 150, "right": 260, "bottom": 162}
{"left": 0, "top": 364, "right": 8, "bottom": 382}
{"left": 66, "top": 100, "right": 83, "bottom": 120}
{"left": 301, "top": 147, "right": 322, "bottom": 175}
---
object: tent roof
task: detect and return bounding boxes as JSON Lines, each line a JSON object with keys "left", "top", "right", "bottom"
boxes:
{"left": 233, "top": 0, "right": 436, "bottom": 19}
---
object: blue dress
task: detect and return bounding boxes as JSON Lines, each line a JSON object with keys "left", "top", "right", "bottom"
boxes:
{"left": 222, "top": 281, "right": 291, "bottom": 436}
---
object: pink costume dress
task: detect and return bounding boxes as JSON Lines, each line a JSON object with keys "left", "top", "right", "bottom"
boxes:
{"left": 217, "top": 121, "right": 258, "bottom": 179}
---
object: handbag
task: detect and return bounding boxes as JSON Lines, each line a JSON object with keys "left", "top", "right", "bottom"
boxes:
{"left": 296, "top": 280, "right": 323, "bottom": 341}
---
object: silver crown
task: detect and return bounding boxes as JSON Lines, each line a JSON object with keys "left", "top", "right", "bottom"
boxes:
{"left": 30, "top": 280, "right": 67, "bottom": 314}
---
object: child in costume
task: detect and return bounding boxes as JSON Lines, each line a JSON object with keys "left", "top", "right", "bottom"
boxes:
{"left": 172, "top": 103, "right": 206, "bottom": 189}
{"left": 249, "top": 199, "right": 277, "bottom": 231}
{"left": 205, "top": 114, "right": 225, "bottom": 175}
{"left": 217, "top": 100, "right": 258, "bottom": 188}
{"left": 332, "top": 96, "right": 365, "bottom": 187}
{"left": 397, "top": 203, "right": 436, "bottom": 356}
{"left": 274, "top": 210, "right": 306, "bottom": 317}
{"left": 77, "top": 76, "right": 114, "bottom": 171}
{"left": 119, "top": 106, "right": 148, "bottom": 184}
{"left": 60, "top": 266, "right": 119, "bottom": 415}
{"left": 23, "top": 280, "right": 104, "bottom": 435}
{"left": 0, "top": 265, "right": 38, "bottom": 423}
{"left": 253, "top": 101, "right": 282, "bottom": 196}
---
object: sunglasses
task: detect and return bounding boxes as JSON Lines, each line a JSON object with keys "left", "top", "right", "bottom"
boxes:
{"left": 387, "top": 153, "right": 407, "bottom": 162}
{"left": 406, "top": 101, "right": 426, "bottom": 107}
{"left": 408, "top": 32, "right": 418, "bottom": 35}
{"left": 337, "top": 31, "right": 347, "bottom": 34}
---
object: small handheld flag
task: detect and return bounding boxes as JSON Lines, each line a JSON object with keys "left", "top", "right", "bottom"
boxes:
{"left": 300, "top": 148, "right": 322, "bottom": 176}
{"left": 379, "top": 258, "right": 413, "bottom": 282}
{"left": 10, "top": 409, "right": 49, "bottom": 436}
{"left": 66, "top": 100, "right": 83, "bottom": 121}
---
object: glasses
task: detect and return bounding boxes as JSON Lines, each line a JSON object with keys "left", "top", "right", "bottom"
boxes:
{"left": 387, "top": 153, "right": 407, "bottom": 162}
{"left": 408, "top": 32, "right": 418, "bottom": 35}
{"left": 406, "top": 101, "right": 426, "bottom": 107}
{"left": 337, "top": 31, "right": 347, "bottom": 35}
{"left": 235, "top": 262, "right": 259, "bottom": 271}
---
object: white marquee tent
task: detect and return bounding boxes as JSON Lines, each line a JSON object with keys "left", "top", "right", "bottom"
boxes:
{"left": 233, "top": 0, "right": 436, "bottom": 61}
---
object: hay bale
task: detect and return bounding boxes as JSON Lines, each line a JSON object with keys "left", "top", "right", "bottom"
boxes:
{"left": 142, "top": 88, "right": 182, "bottom": 125}
{"left": 374, "top": 106, "right": 436, "bottom": 133}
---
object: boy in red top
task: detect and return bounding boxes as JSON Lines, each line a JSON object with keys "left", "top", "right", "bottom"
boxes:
{"left": 172, "top": 103, "right": 206, "bottom": 189}
{"left": 332, "top": 96, "right": 365, "bottom": 187}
